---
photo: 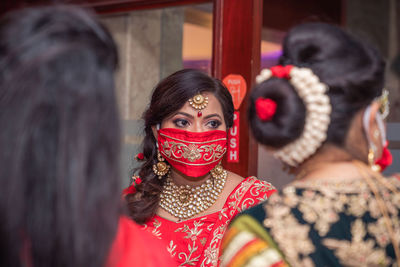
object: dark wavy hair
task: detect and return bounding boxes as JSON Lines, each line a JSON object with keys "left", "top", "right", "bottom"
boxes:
{"left": 0, "top": 6, "right": 121, "bottom": 267}
{"left": 126, "top": 69, "right": 234, "bottom": 224}
{"left": 249, "top": 23, "right": 384, "bottom": 151}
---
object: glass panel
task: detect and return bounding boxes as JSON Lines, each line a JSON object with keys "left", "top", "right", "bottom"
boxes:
{"left": 182, "top": 4, "right": 213, "bottom": 74}
{"left": 100, "top": 3, "right": 213, "bottom": 186}
{"left": 260, "top": 28, "right": 282, "bottom": 69}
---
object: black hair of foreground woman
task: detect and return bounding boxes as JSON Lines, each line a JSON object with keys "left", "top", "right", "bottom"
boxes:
{"left": 0, "top": 5, "right": 175, "bottom": 267}
{"left": 221, "top": 23, "right": 400, "bottom": 267}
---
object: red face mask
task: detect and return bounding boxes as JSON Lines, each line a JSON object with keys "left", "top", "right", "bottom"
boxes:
{"left": 157, "top": 128, "right": 227, "bottom": 177}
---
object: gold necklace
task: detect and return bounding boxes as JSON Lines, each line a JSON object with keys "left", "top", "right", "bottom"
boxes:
{"left": 159, "top": 166, "right": 227, "bottom": 221}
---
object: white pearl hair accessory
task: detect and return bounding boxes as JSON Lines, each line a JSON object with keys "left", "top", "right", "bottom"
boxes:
{"left": 255, "top": 66, "right": 332, "bottom": 167}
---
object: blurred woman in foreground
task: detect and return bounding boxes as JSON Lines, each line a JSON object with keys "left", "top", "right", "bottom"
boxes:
{"left": 0, "top": 6, "right": 174, "bottom": 267}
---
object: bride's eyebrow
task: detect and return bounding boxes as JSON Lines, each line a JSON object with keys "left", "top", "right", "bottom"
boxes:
{"left": 172, "top": 112, "right": 194, "bottom": 120}
{"left": 203, "top": 114, "right": 222, "bottom": 120}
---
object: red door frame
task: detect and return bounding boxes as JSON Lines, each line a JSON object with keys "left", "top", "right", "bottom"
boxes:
{"left": 212, "top": 0, "right": 261, "bottom": 177}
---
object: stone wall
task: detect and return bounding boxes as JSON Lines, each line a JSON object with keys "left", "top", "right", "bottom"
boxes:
{"left": 101, "top": 8, "right": 184, "bottom": 185}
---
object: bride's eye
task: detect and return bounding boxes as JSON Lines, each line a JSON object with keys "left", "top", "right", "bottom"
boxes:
{"left": 173, "top": 118, "right": 190, "bottom": 128}
{"left": 206, "top": 119, "right": 222, "bottom": 129}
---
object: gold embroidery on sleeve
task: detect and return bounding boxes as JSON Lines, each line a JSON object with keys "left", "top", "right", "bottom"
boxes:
{"left": 323, "top": 219, "right": 391, "bottom": 266}
{"left": 262, "top": 177, "right": 400, "bottom": 266}
{"left": 263, "top": 194, "right": 315, "bottom": 267}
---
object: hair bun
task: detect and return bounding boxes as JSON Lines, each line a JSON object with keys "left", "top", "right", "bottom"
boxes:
{"left": 251, "top": 22, "right": 384, "bottom": 158}
{"left": 249, "top": 77, "right": 306, "bottom": 148}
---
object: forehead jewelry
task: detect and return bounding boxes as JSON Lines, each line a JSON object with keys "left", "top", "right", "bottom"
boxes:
{"left": 189, "top": 93, "right": 209, "bottom": 117}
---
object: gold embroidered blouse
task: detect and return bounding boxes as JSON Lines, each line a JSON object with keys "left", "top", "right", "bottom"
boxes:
{"left": 221, "top": 175, "right": 400, "bottom": 267}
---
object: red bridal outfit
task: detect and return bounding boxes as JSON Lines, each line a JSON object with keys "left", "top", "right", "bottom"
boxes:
{"left": 20, "top": 216, "right": 175, "bottom": 267}
{"left": 126, "top": 127, "right": 276, "bottom": 266}
{"left": 107, "top": 216, "right": 177, "bottom": 267}
{"left": 142, "top": 177, "right": 276, "bottom": 267}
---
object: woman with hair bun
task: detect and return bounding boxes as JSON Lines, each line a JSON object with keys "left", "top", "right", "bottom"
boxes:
{"left": 124, "top": 69, "right": 276, "bottom": 267}
{"left": 220, "top": 23, "right": 400, "bottom": 267}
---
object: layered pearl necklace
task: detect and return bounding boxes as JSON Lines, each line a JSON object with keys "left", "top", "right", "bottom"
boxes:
{"left": 159, "top": 166, "right": 227, "bottom": 221}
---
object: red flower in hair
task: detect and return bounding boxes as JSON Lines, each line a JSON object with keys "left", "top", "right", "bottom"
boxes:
{"left": 135, "top": 153, "right": 144, "bottom": 161}
{"left": 134, "top": 177, "right": 142, "bottom": 185}
{"left": 255, "top": 98, "right": 277, "bottom": 121}
{"left": 122, "top": 185, "right": 136, "bottom": 197}
{"left": 122, "top": 176, "right": 142, "bottom": 197}
{"left": 270, "top": 65, "right": 293, "bottom": 79}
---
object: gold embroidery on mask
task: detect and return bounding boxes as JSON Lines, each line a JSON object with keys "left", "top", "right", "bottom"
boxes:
{"left": 161, "top": 141, "right": 226, "bottom": 164}
{"left": 159, "top": 132, "right": 227, "bottom": 144}
{"left": 183, "top": 144, "right": 202, "bottom": 162}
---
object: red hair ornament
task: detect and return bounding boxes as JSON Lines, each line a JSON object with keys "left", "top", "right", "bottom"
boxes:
{"left": 255, "top": 98, "right": 277, "bottom": 121}
{"left": 255, "top": 65, "right": 331, "bottom": 167}
{"left": 122, "top": 176, "right": 142, "bottom": 197}
{"left": 135, "top": 153, "right": 144, "bottom": 161}
{"left": 270, "top": 65, "right": 293, "bottom": 79}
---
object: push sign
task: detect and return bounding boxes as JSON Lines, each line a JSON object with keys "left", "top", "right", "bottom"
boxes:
{"left": 222, "top": 74, "right": 247, "bottom": 163}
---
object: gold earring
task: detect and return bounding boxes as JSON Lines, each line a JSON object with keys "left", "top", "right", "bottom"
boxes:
{"left": 153, "top": 151, "right": 170, "bottom": 179}
{"left": 368, "top": 148, "right": 381, "bottom": 172}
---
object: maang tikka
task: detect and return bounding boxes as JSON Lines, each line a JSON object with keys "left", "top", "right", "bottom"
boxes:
{"left": 189, "top": 93, "right": 209, "bottom": 117}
